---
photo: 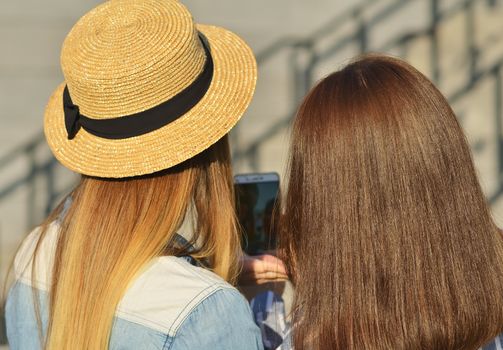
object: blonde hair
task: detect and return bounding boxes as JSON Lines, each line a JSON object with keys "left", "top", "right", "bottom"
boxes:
{"left": 281, "top": 55, "right": 503, "bottom": 349}
{"left": 30, "top": 135, "right": 240, "bottom": 349}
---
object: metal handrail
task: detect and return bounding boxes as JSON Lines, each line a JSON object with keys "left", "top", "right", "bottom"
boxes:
{"left": 0, "top": 0, "right": 501, "bottom": 223}
{"left": 0, "top": 0, "right": 501, "bottom": 217}
{"left": 233, "top": 0, "right": 503, "bottom": 205}
{"left": 1, "top": 0, "right": 503, "bottom": 344}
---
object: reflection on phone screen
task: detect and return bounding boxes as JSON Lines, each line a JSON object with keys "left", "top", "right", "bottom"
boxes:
{"left": 235, "top": 181, "right": 279, "bottom": 255}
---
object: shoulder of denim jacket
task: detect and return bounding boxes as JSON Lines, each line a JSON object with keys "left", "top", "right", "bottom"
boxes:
{"left": 115, "top": 255, "right": 235, "bottom": 335}
{"left": 13, "top": 222, "right": 59, "bottom": 291}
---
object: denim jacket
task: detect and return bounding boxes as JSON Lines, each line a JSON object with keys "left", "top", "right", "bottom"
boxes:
{"left": 5, "top": 223, "right": 264, "bottom": 350}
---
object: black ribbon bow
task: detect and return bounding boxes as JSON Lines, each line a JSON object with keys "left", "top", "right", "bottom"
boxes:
{"left": 63, "top": 88, "right": 81, "bottom": 140}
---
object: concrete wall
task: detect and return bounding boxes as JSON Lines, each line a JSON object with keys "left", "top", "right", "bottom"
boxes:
{"left": 1, "top": 1, "right": 503, "bottom": 346}
{"left": 0, "top": 0, "right": 367, "bottom": 285}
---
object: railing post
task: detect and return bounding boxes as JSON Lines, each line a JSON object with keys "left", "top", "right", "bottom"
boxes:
{"left": 249, "top": 145, "right": 259, "bottom": 172}
{"left": 45, "top": 160, "right": 56, "bottom": 216}
{"left": 430, "top": 0, "right": 440, "bottom": 84}
{"left": 291, "top": 40, "right": 315, "bottom": 103}
{"left": 465, "top": 0, "right": 477, "bottom": 84}
{"left": 496, "top": 66, "right": 503, "bottom": 200}
{"left": 0, "top": 303, "right": 6, "bottom": 345}
{"left": 303, "top": 54, "right": 317, "bottom": 95}
{"left": 230, "top": 120, "right": 240, "bottom": 162}
{"left": 0, "top": 216, "right": 5, "bottom": 346}
{"left": 489, "top": 65, "right": 503, "bottom": 204}
{"left": 358, "top": 20, "right": 368, "bottom": 54}
{"left": 27, "top": 145, "right": 37, "bottom": 230}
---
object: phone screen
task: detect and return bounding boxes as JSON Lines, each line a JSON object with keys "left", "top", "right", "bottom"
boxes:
{"left": 235, "top": 173, "right": 279, "bottom": 255}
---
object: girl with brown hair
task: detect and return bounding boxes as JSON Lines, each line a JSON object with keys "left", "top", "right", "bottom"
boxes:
{"left": 279, "top": 55, "right": 503, "bottom": 349}
{"left": 5, "top": 1, "right": 263, "bottom": 349}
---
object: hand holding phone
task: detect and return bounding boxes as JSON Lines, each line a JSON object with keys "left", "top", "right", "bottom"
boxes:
{"left": 239, "top": 254, "right": 288, "bottom": 285}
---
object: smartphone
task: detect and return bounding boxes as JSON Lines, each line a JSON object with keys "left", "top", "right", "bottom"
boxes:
{"left": 234, "top": 173, "right": 280, "bottom": 255}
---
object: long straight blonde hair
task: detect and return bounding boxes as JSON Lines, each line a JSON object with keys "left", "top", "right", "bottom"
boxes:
{"left": 281, "top": 55, "right": 503, "bottom": 349}
{"left": 30, "top": 135, "right": 241, "bottom": 349}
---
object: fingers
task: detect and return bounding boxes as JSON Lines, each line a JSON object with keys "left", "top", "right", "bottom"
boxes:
{"left": 250, "top": 254, "right": 288, "bottom": 275}
{"left": 240, "top": 271, "right": 289, "bottom": 285}
{"left": 239, "top": 254, "right": 289, "bottom": 285}
{"left": 253, "top": 277, "right": 289, "bottom": 285}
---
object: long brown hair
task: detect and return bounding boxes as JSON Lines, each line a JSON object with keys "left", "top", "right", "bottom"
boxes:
{"left": 281, "top": 55, "right": 503, "bottom": 349}
{"left": 28, "top": 135, "right": 241, "bottom": 349}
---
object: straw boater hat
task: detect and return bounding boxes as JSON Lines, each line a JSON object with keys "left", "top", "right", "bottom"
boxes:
{"left": 44, "top": 0, "right": 257, "bottom": 178}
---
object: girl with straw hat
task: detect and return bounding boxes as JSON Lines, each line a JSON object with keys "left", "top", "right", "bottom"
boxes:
{"left": 5, "top": 0, "right": 263, "bottom": 349}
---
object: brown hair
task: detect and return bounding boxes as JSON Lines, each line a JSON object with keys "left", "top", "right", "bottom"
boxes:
{"left": 280, "top": 55, "right": 503, "bottom": 349}
{"left": 29, "top": 135, "right": 241, "bottom": 349}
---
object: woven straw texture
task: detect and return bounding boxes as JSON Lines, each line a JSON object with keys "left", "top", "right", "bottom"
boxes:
{"left": 44, "top": 0, "right": 257, "bottom": 178}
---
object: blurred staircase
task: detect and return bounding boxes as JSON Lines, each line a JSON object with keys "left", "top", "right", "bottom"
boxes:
{"left": 1, "top": 0, "right": 503, "bottom": 344}
{"left": 231, "top": 0, "right": 503, "bottom": 211}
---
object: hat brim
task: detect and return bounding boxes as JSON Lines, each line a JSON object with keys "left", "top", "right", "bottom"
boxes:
{"left": 44, "top": 24, "right": 257, "bottom": 178}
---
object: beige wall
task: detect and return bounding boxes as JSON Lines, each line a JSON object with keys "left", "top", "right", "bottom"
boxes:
{"left": 1, "top": 3, "right": 502, "bottom": 344}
